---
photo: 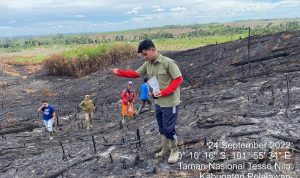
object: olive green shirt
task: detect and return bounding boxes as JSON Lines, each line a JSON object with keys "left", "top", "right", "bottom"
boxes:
{"left": 79, "top": 99, "right": 95, "bottom": 113}
{"left": 136, "top": 54, "right": 182, "bottom": 107}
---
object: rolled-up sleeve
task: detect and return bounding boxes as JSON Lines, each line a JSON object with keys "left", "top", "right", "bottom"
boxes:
{"left": 168, "top": 61, "right": 182, "bottom": 79}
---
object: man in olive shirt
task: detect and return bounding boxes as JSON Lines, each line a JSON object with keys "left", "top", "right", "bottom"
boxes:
{"left": 79, "top": 95, "right": 96, "bottom": 130}
{"left": 112, "top": 39, "right": 183, "bottom": 164}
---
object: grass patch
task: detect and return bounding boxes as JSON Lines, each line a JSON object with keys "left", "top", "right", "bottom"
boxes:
{"left": 44, "top": 43, "right": 137, "bottom": 77}
{"left": 154, "top": 34, "right": 248, "bottom": 51}
{"left": 3, "top": 55, "right": 47, "bottom": 66}
{"left": 62, "top": 45, "right": 109, "bottom": 60}
{"left": 14, "top": 55, "right": 46, "bottom": 64}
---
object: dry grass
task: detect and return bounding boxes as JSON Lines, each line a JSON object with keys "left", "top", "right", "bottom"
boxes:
{"left": 24, "top": 87, "right": 55, "bottom": 97}
{"left": 25, "top": 65, "right": 43, "bottom": 75}
{"left": 0, "top": 112, "right": 19, "bottom": 128}
{"left": 24, "top": 88, "right": 38, "bottom": 94}
{"left": 6, "top": 61, "right": 43, "bottom": 66}
{"left": 4, "top": 71, "right": 21, "bottom": 77}
{"left": 0, "top": 63, "right": 21, "bottom": 77}
{"left": 40, "top": 89, "right": 55, "bottom": 97}
{"left": 0, "top": 55, "right": 43, "bottom": 76}
{"left": 281, "top": 33, "right": 294, "bottom": 40}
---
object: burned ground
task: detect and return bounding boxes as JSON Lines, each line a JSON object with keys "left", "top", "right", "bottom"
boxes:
{"left": 0, "top": 31, "right": 300, "bottom": 177}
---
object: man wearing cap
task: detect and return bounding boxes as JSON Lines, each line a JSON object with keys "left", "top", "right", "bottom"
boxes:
{"left": 79, "top": 95, "right": 96, "bottom": 130}
{"left": 112, "top": 39, "right": 183, "bottom": 164}
{"left": 121, "top": 81, "right": 137, "bottom": 123}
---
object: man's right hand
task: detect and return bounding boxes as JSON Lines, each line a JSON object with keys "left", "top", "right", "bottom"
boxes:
{"left": 38, "top": 105, "right": 45, "bottom": 112}
{"left": 111, "top": 68, "right": 118, "bottom": 74}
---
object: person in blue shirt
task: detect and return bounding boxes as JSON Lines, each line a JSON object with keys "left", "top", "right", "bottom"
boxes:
{"left": 38, "top": 100, "right": 56, "bottom": 140}
{"left": 137, "top": 77, "right": 154, "bottom": 115}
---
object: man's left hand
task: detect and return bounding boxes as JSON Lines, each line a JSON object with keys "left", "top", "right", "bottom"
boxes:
{"left": 111, "top": 68, "right": 118, "bottom": 74}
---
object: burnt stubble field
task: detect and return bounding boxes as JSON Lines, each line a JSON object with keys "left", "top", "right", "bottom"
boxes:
{"left": 1, "top": 31, "right": 300, "bottom": 177}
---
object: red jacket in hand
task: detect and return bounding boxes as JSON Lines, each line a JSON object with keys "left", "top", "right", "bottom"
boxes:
{"left": 116, "top": 69, "right": 183, "bottom": 97}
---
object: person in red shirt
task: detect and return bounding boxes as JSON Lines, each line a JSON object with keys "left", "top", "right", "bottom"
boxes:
{"left": 121, "top": 81, "right": 137, "bottom": 123}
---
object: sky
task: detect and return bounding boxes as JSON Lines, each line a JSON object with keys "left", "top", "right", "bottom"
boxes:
{"left": 0, "top": 0, "right": 300, "bottom": 37}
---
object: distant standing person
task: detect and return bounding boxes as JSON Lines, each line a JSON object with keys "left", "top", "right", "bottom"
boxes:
{"left": 121, "top": 81, "right": 137, "bottom": 123}
{"left": 38, "top": 100, "right": 56, "bottom": 140}
{"left": 136, "top": 76, "right": 154, "bottom": 115}
{"left": 112, "top": 39, "right": 183, "bottom": 164}
{"left": 79, "top": 95, "right": 96, "bottom": 130}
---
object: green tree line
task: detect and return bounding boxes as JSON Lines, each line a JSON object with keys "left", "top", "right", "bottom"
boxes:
{"left": 0, "top": 21, "right": 299, "bottom": 51}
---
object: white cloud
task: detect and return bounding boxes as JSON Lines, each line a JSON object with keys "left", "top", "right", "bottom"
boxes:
{"left": 152, "top": 5, "right": 164, "bottom": 12}
{"left": 0, "top": 26, "right": 11, "bottom": 29}
{"left": 75, "top": 14, "right": 85, "bottom": 18}
{"left": 155, "top": 8, "right": 164, "bottom": 12}
{"left": 275, "top": 0, "right": 300, "bottom": 8}
{"left": 170, "top": 7, "right": 186, "bottom": 12}
{"left": 199, "top": 0, "right": 300, "bottom": 15}
{"left": 126, "top": 7, "right": 140, "bottom": 15}
{"left": 0, "top": 0, "right": 299, "bottom": 12}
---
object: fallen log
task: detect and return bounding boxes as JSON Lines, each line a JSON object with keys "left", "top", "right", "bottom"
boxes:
{"left": 42, "top": 154, "right": 100, "bottom": 178}
{"left": 0, "top": 161, "right": 13, "bottom": 172}
{"left": 239, "top": 111, "right": 278, "bottom": 118}
{"left": 0, "top": 124, "right": 39, "bottom": 136}
{"left": 228, "top": 129, "right": 266, "bottom": 137}
{"left": 100, "top": 140, "right": 141, "bottom": 147}
{"left": 230, "top": 53, "right": 289, "bottom": 67}
{"left": 180, "top": 138, "right": 203, "bottom": 146}
{"left": 0, "top": 146, "right": 26, "bottom": 154}
{"left": 197, "top": 122, "right": 256, "bottom": 128}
